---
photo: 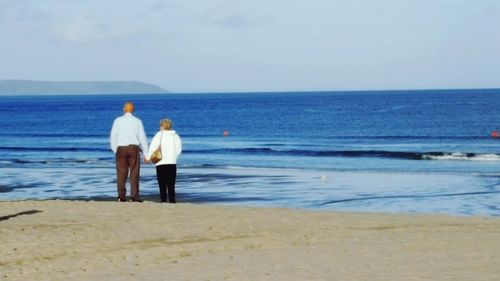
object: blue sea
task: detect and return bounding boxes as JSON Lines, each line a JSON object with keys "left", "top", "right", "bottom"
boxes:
{"left": 0, "top": 89, "right": 499, "bottom": 216}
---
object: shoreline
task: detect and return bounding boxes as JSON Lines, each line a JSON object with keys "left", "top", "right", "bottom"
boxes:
{"left": 0, "top": 196, "right": 497, "bottom": 218}
{"left": 1, "top": 166, "right": 499, "bottom": 216}
{"left": 1, "top": 200, "right": 499, "bottom": 280}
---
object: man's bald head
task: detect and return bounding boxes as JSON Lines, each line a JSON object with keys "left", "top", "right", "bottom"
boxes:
{"left": 123, "top": 102, "right": 135, "bottom": 113}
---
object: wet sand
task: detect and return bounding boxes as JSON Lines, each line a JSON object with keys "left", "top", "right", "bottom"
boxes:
{"left": 1, "top": 200, "right": 499, "bottom": 280}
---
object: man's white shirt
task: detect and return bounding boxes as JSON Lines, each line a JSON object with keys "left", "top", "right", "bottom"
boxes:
{"left": 110, "top": 113, "right": 149, "bottom": 154}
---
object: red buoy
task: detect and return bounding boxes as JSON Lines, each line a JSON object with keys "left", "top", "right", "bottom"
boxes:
{"left": 491, "top": 131, "right": 498, "bottom": 138}
{"left": 223, "top": 130, "right": 229, "bottom": 137}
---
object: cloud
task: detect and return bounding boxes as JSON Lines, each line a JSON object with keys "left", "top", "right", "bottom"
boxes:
{"left": 0, "top": 0, "right": 34, "bottom": 8}
{"left": 53, "top": 17, "right": 109, "bottom": 43}
{"left": 210, "top": 15, "right": 253, "bottom": 29}
{"left": 0, "top": 0, "right": 49, "bottom": 23}
{"left": 148, "top": 1, "right": 169, "bottom": 12}
{"left": 49, "top": 16, "right": 157, "bottom": 45}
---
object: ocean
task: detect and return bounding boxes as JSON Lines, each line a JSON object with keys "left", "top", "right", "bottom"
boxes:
{"left": 0, "top": 89, "right": 499, "bottom": 216}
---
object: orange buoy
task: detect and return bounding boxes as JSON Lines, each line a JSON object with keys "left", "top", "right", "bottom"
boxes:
{"left": 223, "top": 130, "right": 229, "bottom": 137}
{"left": 491, "top": 131, "right": 498, "bottom": 138}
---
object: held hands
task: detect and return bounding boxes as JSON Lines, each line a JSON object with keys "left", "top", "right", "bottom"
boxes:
{"left": 144, "top": 157, "right": 150, "bottom": 164}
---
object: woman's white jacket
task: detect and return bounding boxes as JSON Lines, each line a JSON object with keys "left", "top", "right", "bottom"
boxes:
{"left": 147, "top": 130, "right": 182, "bottom": 165}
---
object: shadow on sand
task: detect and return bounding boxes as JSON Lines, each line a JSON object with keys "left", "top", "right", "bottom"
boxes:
{"left": 0, "top": 210, "right": 43, "bottom": 222}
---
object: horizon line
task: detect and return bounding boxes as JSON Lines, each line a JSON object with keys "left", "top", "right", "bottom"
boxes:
{"left": 172, "top": 87, "right": 500, "bottom": 95}
{"left": 1, "top": 87, "right": 500, "bottom": 97}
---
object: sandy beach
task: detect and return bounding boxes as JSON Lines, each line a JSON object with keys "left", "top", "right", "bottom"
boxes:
{"left": 1, "top": 200, "right": 499, "bottom": 281}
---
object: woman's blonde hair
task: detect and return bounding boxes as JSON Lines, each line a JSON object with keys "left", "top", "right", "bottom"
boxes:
{"left": 160, "top": 118, "right": 172, "bottom": 130}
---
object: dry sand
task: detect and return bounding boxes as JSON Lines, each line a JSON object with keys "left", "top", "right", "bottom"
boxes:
{"left": 0, "top": 200, "right": 499, "bottom": 281}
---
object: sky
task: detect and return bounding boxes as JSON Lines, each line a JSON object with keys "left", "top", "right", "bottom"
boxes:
{"left": 1, "top": 0, "right": 500, "bottom": 93}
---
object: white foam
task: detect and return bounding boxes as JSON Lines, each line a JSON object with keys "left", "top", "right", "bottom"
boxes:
{"left": 423, "top": 153, "right": 500, "bottom": 161}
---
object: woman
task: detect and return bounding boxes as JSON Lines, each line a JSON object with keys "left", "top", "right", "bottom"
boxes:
{"left": 147, "top": 118, "right": 182, "bottom": 203}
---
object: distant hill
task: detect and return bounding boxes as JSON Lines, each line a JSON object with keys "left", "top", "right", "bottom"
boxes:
{"left": 0, "top": 80, "right": 168, "bottom": 95}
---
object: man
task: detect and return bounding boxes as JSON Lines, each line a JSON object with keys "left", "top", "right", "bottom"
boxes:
{"left": 110, "top": 102, "right": 149, "bottom": 202}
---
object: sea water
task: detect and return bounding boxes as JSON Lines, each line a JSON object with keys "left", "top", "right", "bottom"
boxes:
{"left": 0, "top": 90, "right": 499, "bottom": 216}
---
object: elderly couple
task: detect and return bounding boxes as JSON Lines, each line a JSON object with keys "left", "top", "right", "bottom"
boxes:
{"left": 110, "top": 102, "right": 182, "bottom": 203}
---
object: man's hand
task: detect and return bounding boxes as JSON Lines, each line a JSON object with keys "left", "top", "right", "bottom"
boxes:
{"left": 144, "top": 157, "right": 149, "bottom": 164}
